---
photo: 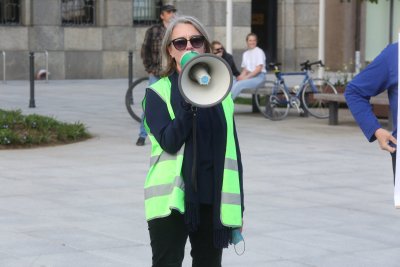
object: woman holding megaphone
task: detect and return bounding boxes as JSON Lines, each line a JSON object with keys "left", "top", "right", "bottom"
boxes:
{"left": 142, "top": 15, "right": 244, "bottom": 267}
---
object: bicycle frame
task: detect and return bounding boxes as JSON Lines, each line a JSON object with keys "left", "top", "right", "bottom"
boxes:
{"left": 255, "top": 60, "right": 337, "bottom": 120}
{"left": 273, "top": 70, "right": 314, "bottom": 100}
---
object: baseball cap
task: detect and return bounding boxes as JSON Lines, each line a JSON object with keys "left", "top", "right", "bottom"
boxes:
{"left": 161, "top": 4, "right": 177, "bottom": 12}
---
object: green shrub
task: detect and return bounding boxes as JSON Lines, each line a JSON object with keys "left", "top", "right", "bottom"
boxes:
{"left": 0, "top": 128, "right": 18, "bottom": 145}
{"left": 234, "top": 97, "right": 252, "bottom": 105}
{"left": 0, "top": 109, "right": 91, "bottom": 149}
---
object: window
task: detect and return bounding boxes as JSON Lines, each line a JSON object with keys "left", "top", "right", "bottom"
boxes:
{"left": 133, "top": 0, "right": 161, "bottom": 26}
{"left": 61, "top": 0, "right": 96, "bottom": 26}
{"left": 0, "top": 0, "right": 21, "bottom": 25}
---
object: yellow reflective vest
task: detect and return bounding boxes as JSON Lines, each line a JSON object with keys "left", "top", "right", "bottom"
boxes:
{"left": 143, "top": 76, "right": 242, "bottom": 227}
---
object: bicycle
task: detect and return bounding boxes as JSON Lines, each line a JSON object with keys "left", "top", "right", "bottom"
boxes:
{"left": 254, "top": 60, "right": 337, "bottom": 121}
{"left": 125, "top": 77, "right": 149, "bottom": 122}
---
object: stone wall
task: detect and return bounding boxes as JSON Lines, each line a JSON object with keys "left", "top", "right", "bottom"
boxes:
{"left": 0, "top": 0, "right": 325, "bottom": 79}
{"left": 0, "top": 0, "right": 251, "bottom": 80}
{"left": 0, "top": 0, "right": 139, "bottom": 80}
{"left": 277, "top": 0, "right": 320, "bottom": 72}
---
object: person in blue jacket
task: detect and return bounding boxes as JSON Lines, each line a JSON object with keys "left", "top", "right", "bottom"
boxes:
{"left": 345, "top": 43, "right": 398, "bottom": 175}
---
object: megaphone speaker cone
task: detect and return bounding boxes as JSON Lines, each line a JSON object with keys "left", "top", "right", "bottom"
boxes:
{"left": 178, "top": 53, "right": 233, "bottom": 107}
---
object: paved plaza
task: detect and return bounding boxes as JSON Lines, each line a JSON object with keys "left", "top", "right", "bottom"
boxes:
{"left": 0, "top": 79, "right": 400, "bottom": 267}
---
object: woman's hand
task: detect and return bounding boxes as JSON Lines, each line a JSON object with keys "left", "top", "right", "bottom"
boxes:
{"left": 237, "top": 65, "right": 263, "bottom": 81}
{"left": 236, "top": 73, "right": 246, "bottom": 81}
{"left": 375, "top": 128, "right": 397, "bottom": 153}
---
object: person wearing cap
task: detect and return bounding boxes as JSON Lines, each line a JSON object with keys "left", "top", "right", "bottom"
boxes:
{"left": 136, "top": 4, "right": 177, "bottom": 146}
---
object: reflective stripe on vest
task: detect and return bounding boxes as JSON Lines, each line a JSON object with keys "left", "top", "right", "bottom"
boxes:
{"left": 225, "top": 158, "right": 238, "bottom": 172}
{"left": 150, "top": 149, "right": 184, "bottom": 167}
{"left": 145, "top": 175, "right": 185, "bottom": 199}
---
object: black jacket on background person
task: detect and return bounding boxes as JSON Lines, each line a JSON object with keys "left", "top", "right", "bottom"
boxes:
{"left": 221, "top": 52, "right": 240, "bottom": 77}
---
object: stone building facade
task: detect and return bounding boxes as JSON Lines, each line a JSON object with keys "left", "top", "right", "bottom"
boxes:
{"left": 4, "top": 0, "right": 394, "bottom": 80}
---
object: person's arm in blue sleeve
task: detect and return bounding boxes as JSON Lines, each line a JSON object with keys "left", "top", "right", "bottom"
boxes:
{"left": 345, "top": 47, "right": 391, "bottom": 142}
{"left": 345, "top": 45, "right": 397, "bottom": 153}
{"left": 144, "top": 89, "right": 193, "bottom": 154}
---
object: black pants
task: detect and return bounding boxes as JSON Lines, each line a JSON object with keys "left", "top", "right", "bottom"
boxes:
{"left": 148, "top": 205, "right": 222, "bottom": 267}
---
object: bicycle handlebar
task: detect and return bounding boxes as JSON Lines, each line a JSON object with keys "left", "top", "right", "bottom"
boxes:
{"left": 299, "top": 60, "right": 324, "bottom": 71}
{"left": 268, "top": 62, "right": 281, "bottom": 69}
{"left": 269, "top": 60, "right": 324, "bottom": 72}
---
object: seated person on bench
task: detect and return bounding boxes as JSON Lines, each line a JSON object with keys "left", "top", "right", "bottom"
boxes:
{"left": 231, "top": 33, "right": 267, "bottom": 100}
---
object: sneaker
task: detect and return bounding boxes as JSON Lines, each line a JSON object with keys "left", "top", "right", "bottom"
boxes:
{"left": 136, "top": 137, "right": 145, "bottom": 146}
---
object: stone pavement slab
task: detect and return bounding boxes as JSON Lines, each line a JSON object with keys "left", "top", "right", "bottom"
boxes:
{"left": 0, "top": 79, "right": 400, "bottom": 266}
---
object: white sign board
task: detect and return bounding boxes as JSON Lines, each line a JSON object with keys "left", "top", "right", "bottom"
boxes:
{"left": 395, "top": 32, "right": 400, "bottom": 208}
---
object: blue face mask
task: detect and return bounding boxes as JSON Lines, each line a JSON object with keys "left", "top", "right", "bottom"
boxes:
{"left": 231, "top": 228, "right": 245, "bottom": 255}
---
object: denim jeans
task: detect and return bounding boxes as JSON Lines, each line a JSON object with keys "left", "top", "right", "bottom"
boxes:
{"left": 138, "top": 74, "right": 159, "bottom": 138}
{"left": 230, "top": 72, "right": 266, "bottom": 100}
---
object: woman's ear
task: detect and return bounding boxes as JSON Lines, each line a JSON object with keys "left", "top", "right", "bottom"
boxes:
{"left": 168, "top": 46, "right": 173, "bottom": 57}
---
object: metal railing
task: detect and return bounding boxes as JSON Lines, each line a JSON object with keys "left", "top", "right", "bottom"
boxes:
{"left": 1, "top": 51, "right": 5, "bottom": 83}
{"left": 34, "top": 50, "right": 49, "bottom": 83}
{"left": 43, "top": 50, "right": 49, "bottom": 83}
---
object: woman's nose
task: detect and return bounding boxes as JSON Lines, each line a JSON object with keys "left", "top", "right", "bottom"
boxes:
{"left": 185, "top": 41, "right": 193, "bottom": 50}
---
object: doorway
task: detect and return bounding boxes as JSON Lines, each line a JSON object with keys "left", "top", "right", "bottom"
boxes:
{"left": 251, "top": 0, "right": 277, "bottom": 63}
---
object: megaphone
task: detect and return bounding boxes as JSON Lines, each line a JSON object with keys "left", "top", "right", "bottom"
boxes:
{"left": 178, "top": 51, "right": 233, "bottom": 107}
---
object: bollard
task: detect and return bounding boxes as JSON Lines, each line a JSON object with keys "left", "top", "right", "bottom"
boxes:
{"left": 29, "top": 52, "right": 36, "bottom": 108}
{"left": 128, "top": 51, "right": 133, "bottom": 88}
{"left": 251, "top": 95, "right": 259, "bottom": 113}
{"left": 1, "top": 51, "right": 5, "bottom": 84}
{"left": 45, "top": 50, "right": 49, "bottom": 83}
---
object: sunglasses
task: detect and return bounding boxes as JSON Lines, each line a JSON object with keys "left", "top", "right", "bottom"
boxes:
{"left": 213, "top": 48, "right": 223, "bottom": 54}
{"left": 170, "top": 35, "right": 205, "bottom": 51}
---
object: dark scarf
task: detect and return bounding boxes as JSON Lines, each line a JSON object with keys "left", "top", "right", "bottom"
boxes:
{"left": 183, "top": 104, "right": 232, "bottom": 249}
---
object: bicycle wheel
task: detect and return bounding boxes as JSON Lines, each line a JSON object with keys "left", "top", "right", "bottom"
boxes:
{"left": 301, "top": 78, "right": 337, "bottom": 119}
{"left": 255, "top": 81, "right": 290, "bottom": 121}
{"left": 125, "top": 77, "right": 149, "bottom": 122}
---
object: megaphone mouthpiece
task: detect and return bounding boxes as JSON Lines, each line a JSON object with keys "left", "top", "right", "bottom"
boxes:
{"left": 190, "top": 63, "right": 211, "bottom": 86}
{"left": 180, "top": 51, "right": 200, "bottom": 68}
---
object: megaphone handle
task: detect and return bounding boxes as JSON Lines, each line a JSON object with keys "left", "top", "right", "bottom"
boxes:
{"left": 191, "top": 107, "right": 198, "bottom": 192}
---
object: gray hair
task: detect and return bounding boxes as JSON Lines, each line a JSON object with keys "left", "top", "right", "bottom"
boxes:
{"left": 160, "top": 15, "right": 211, "bottom": 76}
